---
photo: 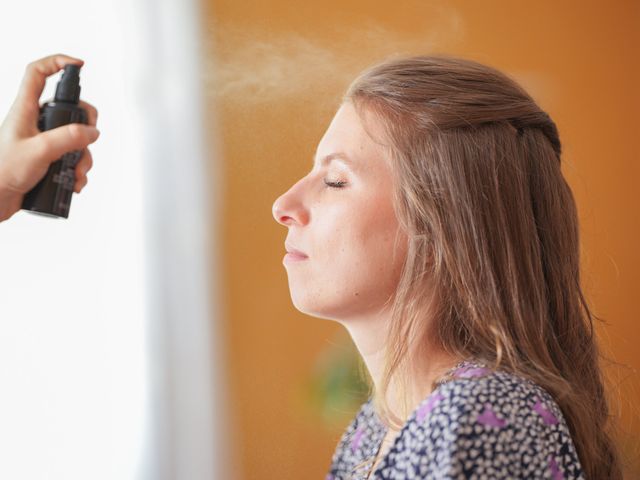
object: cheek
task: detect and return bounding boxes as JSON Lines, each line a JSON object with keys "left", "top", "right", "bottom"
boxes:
{"left": 359, "top": 205, "right": 406, "bottom": 282}
{"left": 285, "top": 192, "right": 407, "bottom": 319}
{"left": 317, "top": 197, "right": 406, "bottom": 293}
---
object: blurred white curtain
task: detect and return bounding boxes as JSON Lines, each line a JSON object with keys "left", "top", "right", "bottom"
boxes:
{"left": 0, "top": 1, "right": 229, "bottom": 479}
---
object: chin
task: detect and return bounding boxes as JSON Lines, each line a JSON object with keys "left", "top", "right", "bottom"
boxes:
{"left": 289, "top": 293, "right": 338, "bottom": 321}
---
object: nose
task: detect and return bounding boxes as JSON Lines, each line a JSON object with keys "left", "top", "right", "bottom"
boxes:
{"left": 272, "top": 182, "right": 308, "bottom": 227}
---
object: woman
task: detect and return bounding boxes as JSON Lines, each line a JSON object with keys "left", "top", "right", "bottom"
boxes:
{"left": 272, "top": 55, "right": 622, "bottom": 479}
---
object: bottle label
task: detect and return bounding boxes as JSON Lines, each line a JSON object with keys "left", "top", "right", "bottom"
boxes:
{"left": 52, "top": 151, "right": 80, "bottom": 190}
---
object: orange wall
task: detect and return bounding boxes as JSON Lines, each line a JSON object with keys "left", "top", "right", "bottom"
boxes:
{"left": 202, "top": 0, "right": 640, "bottom": 477}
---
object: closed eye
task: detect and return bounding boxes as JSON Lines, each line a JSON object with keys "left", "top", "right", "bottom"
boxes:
{"left": 324, "top": 179, "right": 347, "bottom": 189}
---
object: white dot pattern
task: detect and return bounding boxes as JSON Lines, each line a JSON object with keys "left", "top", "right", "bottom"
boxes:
{"left": 326, "top": 360, "right": 585, "bottom": 479}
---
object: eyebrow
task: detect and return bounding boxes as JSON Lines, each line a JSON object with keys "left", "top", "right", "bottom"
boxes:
{"left": 312, "top": 152, "right": 355, "bottom": 169}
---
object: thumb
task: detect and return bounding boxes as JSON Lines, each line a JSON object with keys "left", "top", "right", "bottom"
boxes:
{"left": 26, "top": 123, "right": 100, "bottom": 167}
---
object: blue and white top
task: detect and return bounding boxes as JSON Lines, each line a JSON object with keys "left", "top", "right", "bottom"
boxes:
{"left": 326, "top": 359, "right": 585, "bottom": 479}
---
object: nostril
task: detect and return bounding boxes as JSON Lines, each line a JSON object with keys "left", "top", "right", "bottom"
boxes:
{"left": 273, "top": 208, "right": 291, "bottom": 226}
{"left": 272, "top": 194, "right": 306, "bottom": 226}
{"left": 278, "top": 215, "right": 293, "bottom": 226}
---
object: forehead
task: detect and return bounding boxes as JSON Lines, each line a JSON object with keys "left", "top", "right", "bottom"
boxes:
{"left": 313, "top": 102, "right": 390, "bottom": 170}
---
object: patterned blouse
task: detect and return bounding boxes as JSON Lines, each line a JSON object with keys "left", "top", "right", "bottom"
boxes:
{"left": 326, "top": 359, "right": 585, "bottom": 479}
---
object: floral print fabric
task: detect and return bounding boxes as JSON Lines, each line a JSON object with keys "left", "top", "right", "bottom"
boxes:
{"left": 326, "top": 360, "right": 584, "bottom": 479}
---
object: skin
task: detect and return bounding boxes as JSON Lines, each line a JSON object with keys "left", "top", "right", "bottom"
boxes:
{"left": 0, "top": 54, "right": 100, "bottom": 222}
{"left": 272, "top": 101, "right": 407, "bottom": 329}
{"left": 273, "top": 102, "right": 460, "bottom": 422}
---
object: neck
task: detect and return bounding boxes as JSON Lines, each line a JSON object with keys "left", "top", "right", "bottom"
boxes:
{"left": 339, "top": 307, "right": 461, "bottom": 427}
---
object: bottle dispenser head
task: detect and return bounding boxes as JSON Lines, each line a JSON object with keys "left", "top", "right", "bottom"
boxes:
{"left": 54, "top": 64, "right": 81, "bottom": 104}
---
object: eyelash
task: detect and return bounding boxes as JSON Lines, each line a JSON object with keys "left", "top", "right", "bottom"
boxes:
{"left": 324, "top": 179, "right": 347, "bottom": 189}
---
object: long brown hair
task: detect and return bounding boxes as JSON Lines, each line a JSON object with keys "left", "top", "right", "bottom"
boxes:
{"left": 342, "top": 55, "right": 623, "bottom": 479}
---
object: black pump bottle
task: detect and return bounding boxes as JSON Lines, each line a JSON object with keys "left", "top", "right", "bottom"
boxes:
{"left": 21, "top": 64, "right": 88, "bottom": 218}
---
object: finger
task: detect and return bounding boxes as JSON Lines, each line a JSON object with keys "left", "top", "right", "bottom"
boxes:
{"left": 74, "top": 173, "right": 88, "bottom": 193}
{"left": 17, "top": 54, "right": 84, "bottom": 108}
{"left": 75, "top": 148, "right": 93, "bottom": 177}
{"left": 78, "top": 100, "right": 98, "bottom": 127}
{"left": 26, "top": 123, "right": 99, "bottom": 168}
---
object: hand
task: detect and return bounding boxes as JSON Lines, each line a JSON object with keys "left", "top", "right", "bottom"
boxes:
{"left": 0, "top": 54, "right": 100, "bottom": 222}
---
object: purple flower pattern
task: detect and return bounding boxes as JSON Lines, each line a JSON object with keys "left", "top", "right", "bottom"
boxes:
{"left": 533, "top": 396, "right": 560, "bottom": 425}
{"left": 349, "top": 427, "right": 365, "bottom": 453}
{"left": 326, "top": 360, "right": 584, "bottom": 479}
{"left": 476, "top": 402, "right": 508, "bottom": 428}
{"left": 416, "top": 393, "right": 444, "bottom": 422}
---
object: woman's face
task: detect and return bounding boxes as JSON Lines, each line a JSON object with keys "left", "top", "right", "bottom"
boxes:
{"left": 272, "top": 102, "right": 408, "bottom": 323}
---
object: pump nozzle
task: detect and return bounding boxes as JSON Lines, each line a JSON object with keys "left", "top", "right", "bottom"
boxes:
{"left": 54, "top": 64, "right": 81, "bottom": 104}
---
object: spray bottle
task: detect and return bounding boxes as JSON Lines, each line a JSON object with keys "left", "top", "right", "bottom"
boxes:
{"left": 21, "top": 64, "right": 88, "bottom": 218}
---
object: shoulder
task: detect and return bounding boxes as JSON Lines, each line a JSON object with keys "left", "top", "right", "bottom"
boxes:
{"left": 326, "top": 397, "right": 383, "bottom": 479}
{"left": 422, "top": 362, "right": 564, "bottom": 429}
{"left": 386, "top": 361, "right": 585, "bottom": 479}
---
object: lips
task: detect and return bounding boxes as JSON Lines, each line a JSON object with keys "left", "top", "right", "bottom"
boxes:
{"left": 285, "top": 243, "right": 308, "bottom": 258}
